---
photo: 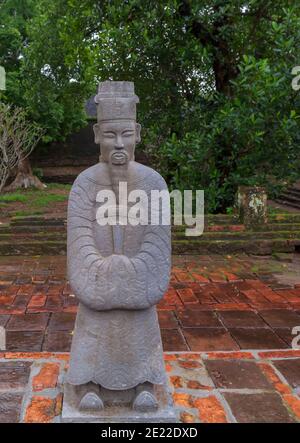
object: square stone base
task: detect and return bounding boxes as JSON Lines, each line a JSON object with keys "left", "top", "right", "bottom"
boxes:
{"left": 61, "top": 382, "right": 178, "bottom": 423}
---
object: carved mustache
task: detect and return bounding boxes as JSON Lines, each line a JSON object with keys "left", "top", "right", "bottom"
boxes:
{"left": 109, "top": 150, "right": 129, "bottom": 164}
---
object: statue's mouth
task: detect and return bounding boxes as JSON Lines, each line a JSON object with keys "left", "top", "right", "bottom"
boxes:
{"left": 111, "top": 151, "right": 128, "bottom": 165}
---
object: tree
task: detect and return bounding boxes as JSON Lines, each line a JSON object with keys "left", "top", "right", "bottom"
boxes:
{"left": 0, "top": 0, "right": 49, "bottom": 189}
{"left": 10, "top": 1, "right": 300, "bottom": 209}
{"left": 0, "top": 103, "right": 44, "bottom": 192}
{"left": 0, "top": 0, "right": 36, "bottom": 106}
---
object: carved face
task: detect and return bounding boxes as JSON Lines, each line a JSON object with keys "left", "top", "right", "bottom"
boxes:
{"left": 94, "top": 120, "right": 141, "bottom": 164}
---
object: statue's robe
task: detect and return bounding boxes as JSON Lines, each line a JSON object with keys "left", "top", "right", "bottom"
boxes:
{"left": 66, "top": 161, "right": 171, "bottom": 390}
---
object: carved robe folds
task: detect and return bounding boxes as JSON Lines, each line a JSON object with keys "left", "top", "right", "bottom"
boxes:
{"left": 67, "top": 162, "right": 171, "bottom": 390}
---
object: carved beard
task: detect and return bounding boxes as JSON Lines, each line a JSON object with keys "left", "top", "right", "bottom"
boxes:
{"left": 108, "top": 152, "right": 129, "bottom": 205}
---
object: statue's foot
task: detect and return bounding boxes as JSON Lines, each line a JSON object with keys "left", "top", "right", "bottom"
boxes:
{"left": 77, "top": 383, "right": 104, "bottom": 411}
{"left": 79, "top": 391, "right": 104, "bottom": 411}
{"left": 132, "top": 383, "right": 158, "bottom": 412}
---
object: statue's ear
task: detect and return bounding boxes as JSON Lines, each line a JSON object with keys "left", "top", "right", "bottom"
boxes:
{"left": 136, "top": 123, "right": 141, "bottom": 143}
{"left": 93, "top": 123, "right": 100, "bottom": 144}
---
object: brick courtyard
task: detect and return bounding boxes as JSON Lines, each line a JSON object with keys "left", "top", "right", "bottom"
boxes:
{"left": 1, "top": 254, "right": 300, "bottom": 353}
{"left": 0, "top": 253, "right": 300, "bottom": 422}
{"left": 1, "top": 350, "right": 300, "bottom": 423}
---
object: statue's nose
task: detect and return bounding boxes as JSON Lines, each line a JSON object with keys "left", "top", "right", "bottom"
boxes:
{"left": 115, "top": 137, "right": 124, "bottom": 149}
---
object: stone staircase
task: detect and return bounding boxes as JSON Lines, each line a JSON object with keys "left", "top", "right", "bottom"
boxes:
{"left": 1, "top": 213, "right": 300, "bottom": 256}
{"left": 275, "top": 183, "right": 300, "bottom": 210}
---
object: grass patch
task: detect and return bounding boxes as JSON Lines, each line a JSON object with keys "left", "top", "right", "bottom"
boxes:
{"left": 34, "top": 194, "right": 67, "bottom": 207}
{"left": 13, "top": 210, "right": 44, "bottom": 217}
{"left": 0, "top": 183, "right": 71, "bottom": 217}
{"left": 45, "top": 183, "right": 71, "bottom": 191}
{"left": 0, "top": 193, "right": 28, "bottom": 203}
{"left": 267, "top": 206, "right": 290, "bottom": 215}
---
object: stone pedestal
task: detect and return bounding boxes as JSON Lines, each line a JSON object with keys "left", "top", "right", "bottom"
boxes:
{"left": 236, "top": 186, "right": 267, "bottom": 228}
{"left": 62, "top": 381, "right": 177, "bottom": 423}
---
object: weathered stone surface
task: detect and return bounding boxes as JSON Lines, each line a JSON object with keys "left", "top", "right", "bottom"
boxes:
{"left": 273, "top": 328, "right": 295, "bottom": 346}
{"left": 193, "top": 396, "right": 228, "bottom": 423}
{"left": 204, "top": 360, "right": 272, "bottom": 390}
{"left": 1, "top": 254, "right": 300, "bottom": 353}
{"left": 236, "top": 186, "right": 267, "bottom": 227}
{"left": 64, "top": 81, "right": 173, "bottom": 419}
{"left": 218, "top": 310, "right": 267, "bottom": 328}
{"left": 6, "top": 313, "right": 49, "bottom": 331}
{"left": 43, "top": 331, "right": 72, "bottom": 352}
{"left": 157, "top": 311, "right": 178, "bottom": 329}
{"left": 0, "top": 393, "right": 23, "bottom": 423}
{"left": 161, "top": 329, "right": 188, "bottom": 351}
{"left": 32, "top": 362, "right": 60, "bottom": 391}
{"left": 259, "top": 309, "right": 300, "bottom": 328}
{"left": 6, "top": 331, "right": 44, "bottom": 352}
{"left": 48, "top": 312, "right": 76, "bottom": 331}
{"left": 0, "top": 350, "right": 300, "bottom": 423}
{"left": 229, "top": 328, "right": 288, "bottom": 349}
{"left": 24, "top": 396, "right": 56, "bottom": 423}
{"left": 182, "top": 328, "right": 239, "bottom": 351}
{"left": 223, "top": 392, "right": 296, "bottom": 423}
{"left": 0, "top": 315, "right": 9, "bottom": 327}
{"left": 178, "top": 310, "right": 222, "bottom": 327}
{"left": 0, "top": 361, "right": 31, "bottom": 390}
{"left": 62, "top": 381, "right": 176, "bottom": 423}
{"left": 272, "top": 359, "right": 300, "bottom": 389}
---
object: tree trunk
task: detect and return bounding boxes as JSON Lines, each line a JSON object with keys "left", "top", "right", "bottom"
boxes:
{"left": 4, "top": 157, "right": 46, "bottom": 192}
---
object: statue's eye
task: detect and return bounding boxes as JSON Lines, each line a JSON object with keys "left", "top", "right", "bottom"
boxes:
{"left": 103, "top": 132, "right": 115, "bottom": 138}
{"left": 122, "top": 131, "right": 134, "bottom": 137}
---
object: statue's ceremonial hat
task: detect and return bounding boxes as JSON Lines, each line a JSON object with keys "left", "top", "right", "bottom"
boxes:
{"left": 95, "top": 81, "right": 139, "bottom": 121}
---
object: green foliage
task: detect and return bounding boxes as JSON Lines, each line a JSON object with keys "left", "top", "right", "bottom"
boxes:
{"left": 0, "top": 0, "right": 36, "bottom": 105}
{"left": 1, "top": 1, "right": 300, "bottom": 211}
{"left": 0, "top": 0, "right": 89, "bottom": 142}
{"left": 32, "top": 167, "right": 43, "bottom": 180}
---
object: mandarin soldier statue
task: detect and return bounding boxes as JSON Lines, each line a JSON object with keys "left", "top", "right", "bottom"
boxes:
{"left": 62, "top": 81, "right": 174, "bottom": 421}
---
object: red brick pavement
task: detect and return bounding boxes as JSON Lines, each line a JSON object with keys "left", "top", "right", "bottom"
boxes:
{"left": 0, "top": 255, "right": 300, "bottom": 352}
{"left": 0, "top": 350, "right": 299, "bottom": 423}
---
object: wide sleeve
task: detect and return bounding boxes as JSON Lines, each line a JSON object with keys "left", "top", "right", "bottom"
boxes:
{"left": 67, "top": 174, "right": 171, "bottom": 311}
{"left": 67, "top": 175, "right": 110, "bottom": 311}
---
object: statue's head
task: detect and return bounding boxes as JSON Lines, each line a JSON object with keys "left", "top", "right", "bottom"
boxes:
{"left": 93, "top": 81, "right": 141, "bottom": 165}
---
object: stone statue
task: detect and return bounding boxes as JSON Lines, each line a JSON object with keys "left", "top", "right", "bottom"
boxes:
{"left": 63, "top": 81, "right": 174, "bottom": 421}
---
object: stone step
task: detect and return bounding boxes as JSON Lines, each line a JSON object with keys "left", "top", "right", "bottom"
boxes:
{"left": 172, "top": 231, "right": 300, "bottom": 241}
{"left": 1, "top": 221, "right": 300, "bottom": 240}
{"left": 3, "top": 222, "right": 300, "bottom": 234}
{"left": 279, "top": 193, "right": 300, "bottom": 205}
{"left": 172, "top": 224, "right": 245, "bottom": 232}
{"left": 1, "top": 228, "right": 300, "bottom": 243}
{"left": 0, "top": 241, "right": 67, "bottom": 256}
{"left": 275, "top": 198, "right": 300, "bottom": 210}
{"left": 252, "top": 223, "right": 300, "bottom": 232}
{"left": 0, "top": 233, "right": 67, "bottom": 241}
{"left": 6, "top": 212, "right": 300, "bottom": 227}
{"left": 286, "top": 187, "right": 300, "bottom": 198}
{"left": 172, "top": 238, "right": 299, "bottom": 255}
{"left": 0, "top": 225, "right": 66, "bottom": 234}
{"left": 10, "top": 218, "right": 66, "bottom": 227}
{"left": 0, "top": 236, "right": 299, "bottom": 256}
{"left": 10, "top": 215, "right": 65, "bottom": 221}
{"left": 174, "top": 223, "right": 300, "bottom": 233}
{"left": 269, "top": 213, "right": 300, "bottom": 222}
